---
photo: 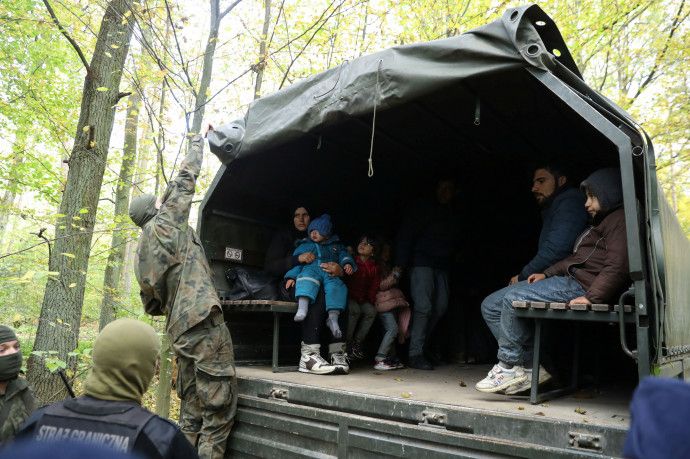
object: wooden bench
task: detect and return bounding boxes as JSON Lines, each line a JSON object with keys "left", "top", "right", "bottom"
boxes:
{"left": 219, "top": 299, "right": 298, "bottom": 373}
{"left": 513, "top": 300, "right": 636, "bottom": 404}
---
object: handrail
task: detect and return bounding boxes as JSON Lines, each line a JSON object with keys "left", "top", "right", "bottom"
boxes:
{"left": 619, "top": 288, "right": 637, "bottom": 360}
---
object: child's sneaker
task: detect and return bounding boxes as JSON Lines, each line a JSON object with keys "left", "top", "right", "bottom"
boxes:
{"left": 389, "top": 355, "right": 405, "bottom": 369}
{"left": 475, "top": 363, "right": 527, "bottom": 393}
{"left": 349, "top": 342, "right": 364, "bottom": 360}
{"left": 504, "top": 365, "right": 553, "bottom": 395}
{"left": 374, "top": 357, "right": 395, "bottom": 371}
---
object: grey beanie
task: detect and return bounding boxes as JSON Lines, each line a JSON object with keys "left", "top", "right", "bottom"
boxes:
{"left": 0, "top": 325, "right": 17, "bottom": 344}
{"left": 580, "top": 168, "right": 623, "bottom": 213}
{"left": 129, "top": 194, "right": 158, "bottom": 228}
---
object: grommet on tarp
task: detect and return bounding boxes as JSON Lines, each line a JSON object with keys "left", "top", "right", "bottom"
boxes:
{"left": 368, "top": 59, "right": 383, "bottom": 178}
{"left": 474, "top": 95, "right": 481, "bottom": 125}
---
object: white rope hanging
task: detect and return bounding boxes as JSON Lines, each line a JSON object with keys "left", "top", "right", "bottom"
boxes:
{"left": 368, "top": 59, "right": 383, "bottom": 178}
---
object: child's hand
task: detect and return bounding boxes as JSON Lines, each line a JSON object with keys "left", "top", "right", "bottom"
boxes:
{"left": 344, "top": 264, "right": 354, "bottom": 275}
{"left": 569, "top": 296, "right": 592, "bottom": 307}
{"left": 298, "top": 252, "right": 316, "bottom": 264}
{"left": 285, "top": 279, "right": 295, "bottom": 289}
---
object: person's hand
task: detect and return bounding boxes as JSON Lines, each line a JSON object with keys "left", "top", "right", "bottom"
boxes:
{"left": 344, "top": 264, "right": 354, "bottom": 275}
{"left": 569, "top": 296, "right": 592, "bottom": 307}
{"left": 201, "top": 122, "right": 215, "bottom": 137}
{"left": 321, "top": 262, "right": 344, "bottom": 277}
{"left": 509, "top": 275, "right": 519, "bottom": 285}
{"left": 392, "top": 266, "right": 402, "bottom": 275}
{"left": 285, "top": 279, "right": 295, "bottom": 289}
{"left": 527, "top": 273, "right": 546, "bottom": 283}
{"left": 298, "top": 252, "right": 316, "bottom": 264}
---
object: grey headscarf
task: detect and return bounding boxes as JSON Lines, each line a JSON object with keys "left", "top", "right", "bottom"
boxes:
{"left": 128, "top": 194, "right": 158, "bottom": 228}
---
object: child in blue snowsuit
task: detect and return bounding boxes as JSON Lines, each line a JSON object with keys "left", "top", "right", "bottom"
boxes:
{"left": 285, "top": 214, "right": 355, "bottom": 338}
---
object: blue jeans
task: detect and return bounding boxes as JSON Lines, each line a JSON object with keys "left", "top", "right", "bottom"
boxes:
{"left": 408, "top": 267, "right": 449, "bottom": 357}
{"left": 497, "top": 275, "right": 585, "bottom": 366}
{"left": 376, "top": 311, "right": 398, "bottom": 358}
{"left": 481, "top": 281, "right": 527, "bottom": 342}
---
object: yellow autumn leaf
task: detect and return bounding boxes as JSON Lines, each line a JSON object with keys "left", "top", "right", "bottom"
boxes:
{"left": 82, "top": 125, "right": 90, "bottom": 132}
{"left": 13, "top": 314, "right": 21, "bottom": 322}
{"left": 47, "top": 271, "right": 60, "bottom": 276}
{"left": 394, "top": 378, "right": 403, "bottom": 381}
{"left": 62, "top": 253, "right": 76, "bottom": 258}
{"left": 130, "top": 110, "right": 138, "bottom": 116}
{"left": 121, "top": 18, "right": 128, "bottom": 24}
{"left": 97, "top": 87, "right": 108, "bottom": 91}
{"left": 56, "top": 213, "right": 66, "bottom": 218}
{"left": 73, "top": 216, "right": 81, "bottom": 220}
{"left": 69, "top": 283, "right": 76, "bottom": 288}
{"left": 59, "top": 225, "right": 66, "bottom": 229}
{"left": 89, "top": 141, "right": 95, "bottom": 148}
{"left": 124, "top": 10, "right": 132, "bottom": 17}
{"left": 110, "top": 44, "right": 119, "bottom": 49}
{"left": 105, "top": 52, "right": 112, "bottom": 58}
{"left": 401, "top": 393, "right": 411, "bottom": 398}
{"left": 57, "top": 318, "right": 62, "bottom": 324}
{"left": 79, "top": 208, "right": 88, "bottom": 213}
{"left": 21, "top": 270, "right": 36, "bottom": 280}
{"left": 155, "top": 69, "right": 167, "bottom": 78}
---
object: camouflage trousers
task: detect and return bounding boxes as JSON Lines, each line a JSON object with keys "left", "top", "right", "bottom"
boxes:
{"left": 173, "top": 308, "right": 237, "bottom": 459}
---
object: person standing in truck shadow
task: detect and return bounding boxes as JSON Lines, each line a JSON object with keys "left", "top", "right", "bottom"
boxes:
{"left": 264, "top": 204, "right": 350, "bottom": 375}
{"left": 480, "top": 161, "right": 588, "bottom": 394}
{"left": 128, "top": 123, "right": 236, "bottom": 459}
{"left": 393, "top": 176, "right": 462, "bottom": 371}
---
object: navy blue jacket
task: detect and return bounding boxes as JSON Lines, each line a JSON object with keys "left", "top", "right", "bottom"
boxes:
{"left": 518, "top": 186, "right": 588, "bottom": 280}
{"left": 395, "top": 199, "right": 461, "bottom": 270}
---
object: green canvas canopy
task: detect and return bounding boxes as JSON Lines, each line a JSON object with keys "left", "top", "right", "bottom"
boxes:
{"left": 201, "top": 4, "right": 690, "bottom": 375}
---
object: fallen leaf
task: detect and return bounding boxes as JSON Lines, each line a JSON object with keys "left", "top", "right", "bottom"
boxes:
{"left": 394, "top": 378, "right": 403, "bottom": 381}
{"left": 97, "top": 87, "right": 108, "bottom": 92}
{"left": 517, "top": 406, "right": 525, "bottom": 410}
{"left": 540, "top": 403, "right": 549, "bottom": 407}
{"left": 534, "top": 412, "right": 545, "bottom": 416}
{"left": 458, "top": 381, "right": 467, "bottom": 387}
{"left": 401, "top": 393, "right": 411, "bottom": 398}
{"left": 575, "top": 407, "right": 587, "bottom": 415}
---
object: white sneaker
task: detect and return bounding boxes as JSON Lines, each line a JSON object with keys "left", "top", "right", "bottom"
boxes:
{"left": 475, "top": 364, "right": 528, "bottom": 393}
{"left": 330, "top": 352, "right": 350, "bottom": 375}
{"left": 505, "top": 365, "right": 553, "bottom": 395}
{"left": 299, "top": 352, "right": 337, "bottom": 375}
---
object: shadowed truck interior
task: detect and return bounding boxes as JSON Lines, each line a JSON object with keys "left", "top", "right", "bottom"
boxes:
{"left": 198, "top": 65, "right": 640, "bottom": 380}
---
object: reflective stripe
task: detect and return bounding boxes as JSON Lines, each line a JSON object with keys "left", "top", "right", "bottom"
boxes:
{"left": 297, "top": 277, "right": 321, "bottom": 286}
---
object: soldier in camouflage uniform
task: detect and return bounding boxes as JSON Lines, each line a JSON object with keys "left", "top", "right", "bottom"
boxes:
{"left": 129, "top": 127, "right": 236, "bottom": 459}
{"left": 0, "top": 324, "right": 36, "bottom": 447}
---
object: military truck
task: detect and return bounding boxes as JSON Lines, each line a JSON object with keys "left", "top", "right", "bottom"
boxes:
{"left": 199, "top": 4, "right": 690, "bottom": 457}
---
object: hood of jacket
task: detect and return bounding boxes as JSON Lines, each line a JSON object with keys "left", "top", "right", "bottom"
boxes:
{"left": 128, "top": 194, "right": 158, "bottom": 228}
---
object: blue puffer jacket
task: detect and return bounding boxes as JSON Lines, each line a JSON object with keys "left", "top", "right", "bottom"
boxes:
{"left": 284, "top": 234, "right": 356, "bottom": 279}
{"left": 518, "top": 186, "right": 589, "bottom": 281}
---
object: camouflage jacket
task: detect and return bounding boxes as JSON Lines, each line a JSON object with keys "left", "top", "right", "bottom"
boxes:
{"left": 0, "top": 376, "right": 36, "bottom": 446}
{"left": 134, "top": 135, "right": 220, "bottom": 342}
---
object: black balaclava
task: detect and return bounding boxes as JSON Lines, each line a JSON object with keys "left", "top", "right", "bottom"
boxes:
{"left": 128, "top": 194, "right": 158, "bottom": 228}
{"left": 0, "top": 325, "right": 22, "bottom": 382}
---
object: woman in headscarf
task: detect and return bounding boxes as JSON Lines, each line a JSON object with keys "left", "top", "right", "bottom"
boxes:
{"left": 264, "top": 204, "right": 349, "bottom": 375}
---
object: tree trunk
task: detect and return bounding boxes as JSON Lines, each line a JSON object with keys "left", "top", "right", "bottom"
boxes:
{"left": 99, "top": 92, "right": 141, "bottom": 330}
{"left": 27, "top": 0, "right": 135, "bottom": 404}
{"left": 155, "top": 334, "right": 174, "bottom": 418}
{"left": 0, "top": 132, "right": 27, "bottom": 252}
{"left": 253, "top": 0, "right": 271, "bottom": 100}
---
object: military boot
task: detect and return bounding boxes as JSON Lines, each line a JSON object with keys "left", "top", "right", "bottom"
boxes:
{"left": 329, "top": 342, "right": 350, "bottom": 375}
{"left": 299, "top": 342, "right": 337, "bottom": 375}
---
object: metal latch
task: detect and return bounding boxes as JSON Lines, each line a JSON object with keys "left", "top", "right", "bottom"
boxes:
{"left": 569, "top": 432, "right": 601, "bottom": 452}
{"left": 269, "top": 388, "right": 288, "bottom": 402}
{"left": 419, "top": 410, "right": 447, "bottom": 429}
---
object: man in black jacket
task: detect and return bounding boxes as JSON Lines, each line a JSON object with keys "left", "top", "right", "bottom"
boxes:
{"left": 16, "top": 318, "right": 198, "bottom": 459}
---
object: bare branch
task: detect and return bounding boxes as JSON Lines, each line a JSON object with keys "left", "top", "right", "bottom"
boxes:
{"left": 220, "top": 0, "right": 245, "bottom": 20}
{"left": 41, "top": 0, "right": 92, "bottom": 77}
